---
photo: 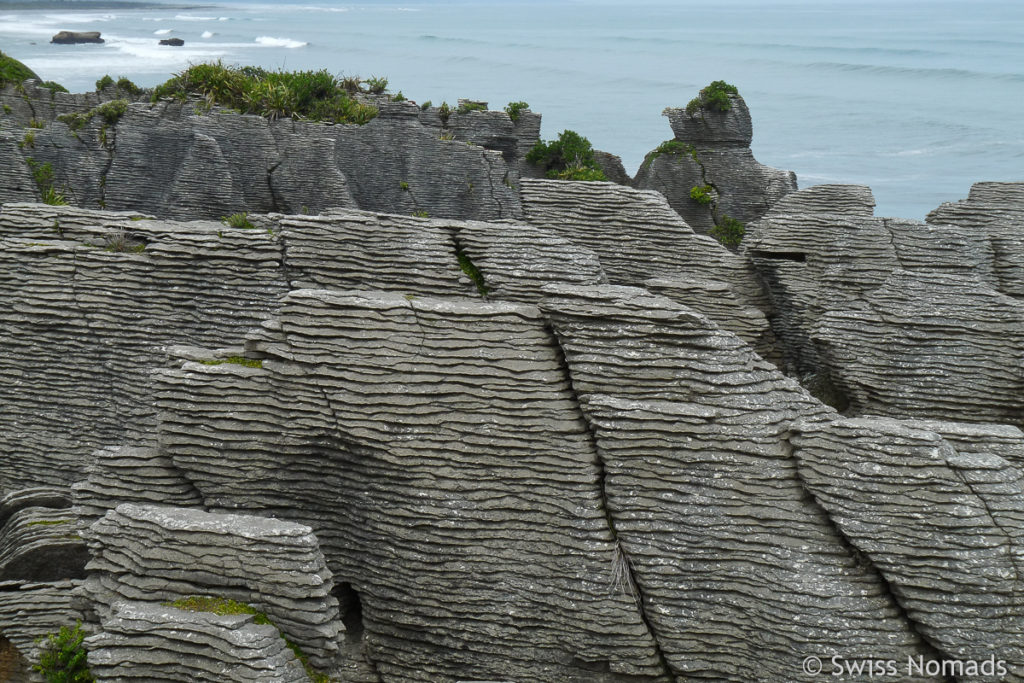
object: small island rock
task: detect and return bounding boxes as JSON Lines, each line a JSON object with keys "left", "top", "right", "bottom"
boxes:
{"left": 50, "top": 31, "right": 104, "bottom": 45}
{"left": 159, "top": 38, "right": 185, "bottom": 47}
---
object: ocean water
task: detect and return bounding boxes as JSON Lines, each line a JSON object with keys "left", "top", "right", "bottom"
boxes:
{"left": 1, "top": 0, "right": 1022, "bottom": 220}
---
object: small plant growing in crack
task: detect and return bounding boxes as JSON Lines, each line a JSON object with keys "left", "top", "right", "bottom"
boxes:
{"left": 222, "top": 212, "right": 255, "bottom": 229}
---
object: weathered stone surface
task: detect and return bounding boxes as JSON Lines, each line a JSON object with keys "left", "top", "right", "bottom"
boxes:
{"left": 792, "top": 416, "right": 1024, "bottom": 679}
{"left": 928, "top": 181, "right": 1024, "bottom": 298}
{"left": 745, "top": 187, "right": 1007, "bottom": 387}
{"left": 0, "top": 205, "right": 288, "bottom": 492}
{"left": 0, "top": 488, "right": 86, "bottom": 582}
{"left": 538, "top": 284, "right": 935, "bottom": 681}
{"left": 86, "top": 600, "right": 308, "bottom": 682}
{"left": 520, "top": 178, "right": 769, "bottom": 313}
{"left": 2, "top": 98, "right": 521, "bottom": 221}
{"left": 71, "top": 446, "right": 204, "bottom": 531}
{"left": 82, "top": 503, "right": 344, "bottom": 669}
{"left": 418, "top": 101, "right": 542, "bottom": 177}
{"left": 153, "top": 289, "right": 670, "bottom": 682}
{"left": 634, "top": 94, "right": 796, "bottom": 232}
{"left": 812, "top": 270, "right": 1024, "bottom": 425}
{"left": 594, "top": 150, "right": 631, "bottom": 185}
{"left": 454, "top": 219, "right": 607, "bottom": 302}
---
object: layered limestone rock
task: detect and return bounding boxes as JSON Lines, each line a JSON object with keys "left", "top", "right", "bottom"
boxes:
{"left": 792, "top": 417, "right": 1024, "bottom": 679}
{"left": 812, "top": 270, "right": 1024, "bottom": 425}
{"left": 0, "top": 488, "right": 87, "bottom": 582}
{"left": 154, "top": 289, "right": 670, "bottom": 682}
{"left": 743, "top": 183, "right": 1012, "bottom": 414}
{"left": 86, "top": 601, "right": 309, "bottom": 682}
{"left": 537, "top": 284, "right": 936, "bottom": 680}
{"left": 71, "top": 446, "right": 204, "bottom": 531}
{"left": 82, "top": 503, "right": 344, "bottom": 669}
{"left": 2, "top": 97, "right": 521, "bottom": 221}
{"left": 928, "top": 181, "right": 1024, "bottom": 298}
{"left": 417, "top": 100, "right": 542, "bottom": 176}
{"left": 0, "top": 205, "right": 288, "bottom": 492}
{"left": 633, "top": 92, "right": 796, "bottom": 233}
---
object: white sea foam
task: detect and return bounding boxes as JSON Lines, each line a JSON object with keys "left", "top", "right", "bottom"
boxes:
{"left": 255, "top": 36, "right": 308, "bottom": 49}
{"left": 154, "top": 29, "right": 172, "bottom": 36}
{"left": 201, "top": 31, "right": 214, "bottom": 39}
{"left": 174, "top": 14, "right": 216, "bottom": 22}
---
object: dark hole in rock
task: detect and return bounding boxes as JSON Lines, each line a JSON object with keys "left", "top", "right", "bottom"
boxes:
{"left": 333, "top": 582, "right": 364, "bottom": 642}
{"left": 750, "top": 250, "right": 807, "bottom": 262}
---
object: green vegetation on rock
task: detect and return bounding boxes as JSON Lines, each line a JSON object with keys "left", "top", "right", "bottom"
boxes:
{"left": 711, "top": 214, "right": 745, "bottom": 247}
{"left": 526, "top": 130, "right": 607, "bottom": 182}
{"left": 199, "top": 356, "right": 263, "bottom": 368}
{"left": 26, "top": 159, "right": 68, "bottom": 206}
{"left": 26, "top": 518, "right": 71, "bottom": 526}
{"left": 57, "top": 99, "right": 129, "bottom": 131}
{"left": 364, "top": 75, "right": 388, "bottom": 94}
{"left": 34, "top": 622, "right": 94, "bottom": 683}
{"left": 151, "top": 62, "right": 378, "bottom": 125}
{"left": 0, "top": 50, "right": 39, "bottom": 88}
{"left": 116, "top": 77, "right": 142, "bottom": 96}
{"left": 690, "top": 184, "right": 713, "bottom": 205}
{"left": 457, "top": 101, "right": 486, "bottom": 114}
{"left": 504, "top": 101, "right": 529, "bottom": 122}
{"left": 95, "top": 75, "right": 114, "bottom": 91}
{"left": 41, "top": 81, "right": 69, "bottom": 94}
{"left": 222, "top": 212, "right": 255, "bottom": 229}
{"left": 457, "top": 249, "right": 489, "bottom": 296}
{"left": 686, "top": 80, "right": 739, "bottom": 115}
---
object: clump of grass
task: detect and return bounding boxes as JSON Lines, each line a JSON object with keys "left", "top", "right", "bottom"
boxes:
{"left": 419, "top": 100, "right": 431, "bottom": 111}
{"left": 151, "top": 61, "right": 378, "bottom": 125}
{"left": 457, "top": 100, "right": 485, "bottom": 114}
{"left": 711, "top": 214, "right": 745, "bottom": 247}
{"left": 391, "top": 91, "right": 406, "bottom": 102}
{"left": 95, "top": 74, "right": 114, "bottom": 91}
{"left": 222, "top": 212, "right": 255, "bottom": 229}
{"left": 339, "top": 75, "right": 361, "bottom": 94}
{"left": 3, "top": 104, "right": 11, "bottom": 114}
{"left": 29, "top": 118, "right": 44, "bottom": 129}
{"left": 526, "top": 129, "right": 607, "bottom": 182}
{"left": 412, "top": 210, "right": 429, "bottom": 218}
{"left": 0, "top": 49, "right": 40, "bottom": 88}
{"left": 19, "top": 131, "right": 34, "bottom": 149}
{"left": 690, "top": 184, "right": 713, "bottom": 205}
{"left": 504, "top": 100, "right": 529, "bottom": 121}
{"left": 399, "top": 181, "right": 409, "bottom": 191}
{"left": 34, "top": 622, "right": 94, "bottom": 683}
{"left": 686, "top": 80, "right": 739, "bottom": 115}
{"left": 103, "top": 230, "right": 145, "bottom": 253}
{"left": 199, "top": 356, "right": 263, "bottom": 368}
{"left": 364, "top": 75, "right": 388, "bottom": 94}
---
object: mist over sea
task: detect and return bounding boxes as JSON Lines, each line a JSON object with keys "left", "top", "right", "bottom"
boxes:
{"left": 1, "top": 0, "right": 1021, "bottom": 219}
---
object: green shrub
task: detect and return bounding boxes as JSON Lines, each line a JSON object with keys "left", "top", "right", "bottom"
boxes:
{"left": 391, "top": 91, "right": 406, "bottom": 102}
{"left": 115, "top": 77, "right": 142, "bottom": 96}
{"left": 364, "top": 75, "right": 388, "bottom": 94}
{"left": 457, "top": 101, "right": 485, "bottom": 114}
{"left": 222, "top": 212, "right": 255, "bottom": 229}
{"left": 339, "top": 75, "right": 361, "bottom": 94}
{"left": 526, "top": 129, "right": 606, "bottom": 181}
{"left": 19, "top": 131, "right": 34, "bottom": 149}
{"left": 26, "top": 159, "right": 68, "bottom": 205}
{"left": 41, "top": 81, "right": 68, "bottom": 94}
{"left": 95, "top": 75, "right": 114, "bottom": 91}
{"left": 711, "top": 214, "right": 745, "bottom": 247}
{"left": 419, "top": 100, "right": 431, "bottom": 111}
{"left": 504, "top": 101, "right": 529, "bottom": 121}
{"left": 151, "top": 62, "right": 378, "bottom": 125}
{"left": 686, "top": 80, "right": 739, "bottom": 115}
{"left": 34, "top": 622, "right": 94, "bottom": 683}
{"left": 438, "top": 101, "right": 451, "bottom": 125}
{"left": 103, "top": 230, "right": 145, "bottom": 253}
{"left": 95, "top": 99, "right": 128, "bottom": 125}
{"left": 3, "top": 104, "right": 11, "bottom": 114}
{"left": 0, "top": 50, "right": 39, "bottom": 87}
{"left": 690, "top": 184, "right": 713, "bottom": 205}
{"left": 399, "top": 181, "right": 409, "bottom": 191}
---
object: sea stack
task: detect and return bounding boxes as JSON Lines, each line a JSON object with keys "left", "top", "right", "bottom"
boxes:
{"left": 50, "top": 31, "right": 104, "bottom": 45}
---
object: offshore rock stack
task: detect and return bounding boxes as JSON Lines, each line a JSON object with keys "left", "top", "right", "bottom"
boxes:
{"left": 0, "top": 69, "right": 1022, "bottom": 682}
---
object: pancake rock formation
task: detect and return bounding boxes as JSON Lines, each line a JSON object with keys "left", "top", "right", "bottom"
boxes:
{"left": 0, "top": 59, "right": 1022, "bottom": 682}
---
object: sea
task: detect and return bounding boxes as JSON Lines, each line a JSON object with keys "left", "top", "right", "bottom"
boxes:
{"left": 1, "top": 0, "right": 1022, "bottom": 220}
